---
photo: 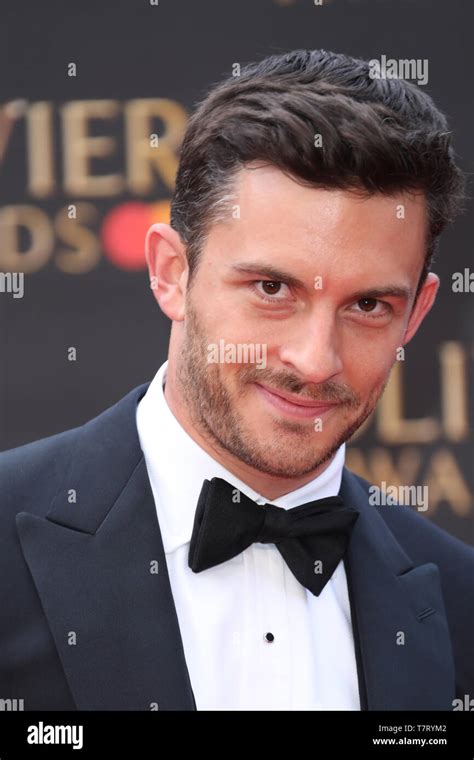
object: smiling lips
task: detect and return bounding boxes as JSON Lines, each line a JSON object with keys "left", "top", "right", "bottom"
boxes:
{"left": 254, "top": 382, "right": 340, "bottom": 419}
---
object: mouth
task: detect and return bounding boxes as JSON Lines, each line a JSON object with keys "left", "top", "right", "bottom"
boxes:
{"left": 253, "top": 382, "right": 341, "bottom": 420}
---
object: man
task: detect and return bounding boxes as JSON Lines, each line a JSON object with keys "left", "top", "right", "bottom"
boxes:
{"left": 1, "top": 49, "right": 473, "bottom": 711}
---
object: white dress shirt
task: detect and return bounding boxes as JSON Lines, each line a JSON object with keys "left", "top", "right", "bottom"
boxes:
{"left": 136, "top": 360, "right": 360, "bottom": 710}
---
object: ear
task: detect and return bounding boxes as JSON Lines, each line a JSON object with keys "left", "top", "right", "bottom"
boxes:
{"left": 402, "top": 272, "right": 440, "bottom": 345}
{"left": 145, "top": 223, "right": 188, "bottom": 322}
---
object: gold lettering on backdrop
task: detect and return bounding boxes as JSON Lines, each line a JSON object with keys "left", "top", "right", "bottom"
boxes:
{"left": 2, "top": 98, "right": 187, "bottom": 197}
{"left": 27, "top": 102, "right": 55, "bottom": 197}
{"left": 377, "top": 362, "right": 440, "bottom": 443}
{"left": 0, "top": 100, "right": 27, "bottom": 166}
{"left": 0, "top": 205, "right": 53, "bottom": 272}
{"left": 62, "top": 100, "right": 124, "bottom": 196}
{"left": 55, "top": 203, "right": 101, "bottom": 274}
{"left": 439, "top": 342, "right": 469, "bottom": 441}
{"left": 375, "top": 345, "right": 469, "bottom": 443}
{"left": 346, "top": 447, "right": 471, "bottom": 516}
{"left": 424, "top": 449, "right": 471, "bottom": 516}
{"left": 125, "top": 99, "right": 188, "bottom": 193}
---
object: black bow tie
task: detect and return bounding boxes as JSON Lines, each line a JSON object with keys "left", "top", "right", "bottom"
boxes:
{"left": 188, "top": 477, "right": 359, "bottom": 596}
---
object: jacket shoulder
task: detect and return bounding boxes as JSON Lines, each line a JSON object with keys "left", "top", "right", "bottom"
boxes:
{"left": 0, "top": 425, "right": 82, "bottom": 520}
{"left": 349, "top": 470, "right": 474, "bottom": 563}
{"left": 0, "top": 381, "right": 150, "bottom": 518}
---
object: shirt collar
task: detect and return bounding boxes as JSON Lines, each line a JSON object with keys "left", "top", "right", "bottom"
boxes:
{"left": 136, "top": 360, "right": 346, "bottom": 554}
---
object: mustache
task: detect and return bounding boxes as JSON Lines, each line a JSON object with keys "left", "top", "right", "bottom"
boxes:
{"left": 238, "top": 366, "right": 360, "bottom": 407}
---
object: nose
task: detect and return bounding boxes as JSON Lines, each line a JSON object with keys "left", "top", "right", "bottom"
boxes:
{"left": 278, "top": 307, "right": 343, "bottom": 384}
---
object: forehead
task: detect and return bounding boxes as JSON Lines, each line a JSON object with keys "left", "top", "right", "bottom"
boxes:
{"left": 211, "top": 163, "right": 427, "bottom": 278}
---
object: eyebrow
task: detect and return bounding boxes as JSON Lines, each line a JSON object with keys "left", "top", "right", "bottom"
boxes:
{"left": 350, "top": 286, "right": 413, "bottom": 301}
{"left": 231, "top": 262, "right": 304, "bottom": 289}
{"left": 230, "top": 262, "right": 413, "bottom": 301}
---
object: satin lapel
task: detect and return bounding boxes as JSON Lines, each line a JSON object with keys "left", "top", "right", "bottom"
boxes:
{"left": 16, "top": 383, "right": 196, "bottom": 711}
{"left": 340, "top": 468, "right": 455, "bottom": 710}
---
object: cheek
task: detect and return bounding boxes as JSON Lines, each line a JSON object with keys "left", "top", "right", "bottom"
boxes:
{"left": 345, "top": 353, "right": 395, "bottom": 397}
{"left": 342, "top": 325, "right": 402, "bottom": 365}
{"left": 338, "top": 333, "right": 399, "bottom": 391}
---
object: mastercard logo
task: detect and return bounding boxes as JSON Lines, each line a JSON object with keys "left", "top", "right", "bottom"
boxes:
{"left": 101, "top": 200, "right": 170, "bottom": 271}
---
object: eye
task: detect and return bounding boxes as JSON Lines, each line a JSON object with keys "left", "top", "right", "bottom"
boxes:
{"left": 354, "top": 298, "right": 392, "bottom": 319}
{"left": 253, "top": 280, "right": 291, "bottom": 302}
{"left": 358, "top": 298, "right": 378, "bottom": 312}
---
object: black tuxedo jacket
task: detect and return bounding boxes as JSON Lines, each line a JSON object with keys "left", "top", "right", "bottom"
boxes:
{"left": 1, "top": 382, "right": 473, "bottom": 711}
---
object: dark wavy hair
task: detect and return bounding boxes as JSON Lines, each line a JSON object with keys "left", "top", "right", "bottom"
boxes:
{"left": 170, "top": 49, "right": 466, "bottom": 299}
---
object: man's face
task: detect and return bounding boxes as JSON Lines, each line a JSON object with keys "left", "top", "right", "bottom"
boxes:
{"left": 174, "top": 164, "right": 433, "bottom": 479}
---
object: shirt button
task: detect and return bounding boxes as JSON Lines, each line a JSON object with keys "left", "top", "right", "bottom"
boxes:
{"left": 264, "top": 632, "right": 275, "bottom": 643}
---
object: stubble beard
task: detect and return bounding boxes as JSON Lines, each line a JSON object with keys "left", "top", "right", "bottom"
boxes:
{"left": 176, "top": 302, "right": 388, "bottom": 478}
